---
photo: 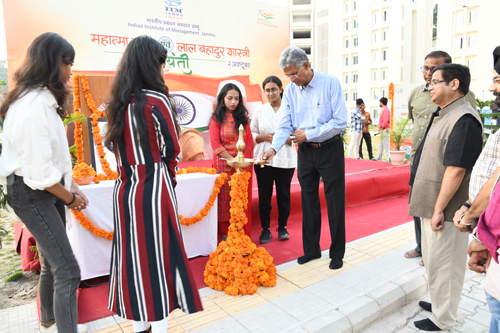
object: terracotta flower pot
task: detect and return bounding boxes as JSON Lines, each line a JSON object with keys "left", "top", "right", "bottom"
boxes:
{"left": 389, "top": 150, "right": 406, "bottom": 166}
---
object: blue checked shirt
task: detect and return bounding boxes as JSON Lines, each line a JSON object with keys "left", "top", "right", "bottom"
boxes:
{"left": 270, "top": 70, "right": 347, "bottom": 152}
{"left": 350, "top": 107, "right": 365, "bottom": 133}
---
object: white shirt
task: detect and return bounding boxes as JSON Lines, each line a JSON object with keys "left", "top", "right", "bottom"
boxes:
{"left": 0, "top": 87, "right": 73, "bottom": 191}
{"left": 251, "top": 103, "right": 297, "bottom": 169}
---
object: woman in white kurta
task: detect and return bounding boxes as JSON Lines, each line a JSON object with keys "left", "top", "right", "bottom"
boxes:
{"left": 251, "top": 76, "right": 297, "bottom": 244}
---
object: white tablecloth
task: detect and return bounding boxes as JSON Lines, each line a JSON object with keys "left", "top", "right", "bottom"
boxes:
{"left": 67, "top": 173, "right": 218, "bottom": 280}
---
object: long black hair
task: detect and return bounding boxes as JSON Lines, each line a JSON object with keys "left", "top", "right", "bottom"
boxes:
{"left": 262, "top": 75, "right": 283, "bottom": 99}
{"left": 211, "top": 83, "right": 248, "bottom": 131}
{"left": 0, "top": 32, "right": 75, "bottom": 119}
{"left": 104, "top": 35, "right": 179, "bottom": 151}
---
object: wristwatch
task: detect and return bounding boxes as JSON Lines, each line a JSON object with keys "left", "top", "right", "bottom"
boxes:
{"left": 460, "top": 202, "right": 471, "bottom": 209}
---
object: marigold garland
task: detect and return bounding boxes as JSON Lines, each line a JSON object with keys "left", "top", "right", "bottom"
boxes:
{"left": 73, "top": 75, "right": 84, "bottom": 164}
{"left": 71, "top": 209, "right": 114, "bottom": 241}
{"left": 72, "top": 74, "right": 118, "bottom": 183}
{"left": 204, "top": 169, "right": 277, "bottom": 296}
{"left": 176, "top": 167, "right": 227, "bottom": 226}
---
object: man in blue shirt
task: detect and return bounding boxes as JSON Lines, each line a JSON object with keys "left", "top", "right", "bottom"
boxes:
{"left": 260, "top": 46, "right": 348, "bottom": 269}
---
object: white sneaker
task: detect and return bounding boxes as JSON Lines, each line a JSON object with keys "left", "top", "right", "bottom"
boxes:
{"left": 40, "top": 323, "right": 87, "bottom": 333}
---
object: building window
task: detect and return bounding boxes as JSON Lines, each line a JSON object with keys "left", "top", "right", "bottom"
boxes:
{"left": 469, "top": 10, "right": 479, "bottom": 24}
{"left": 373, "top": 71, "right": 377, "bottom": 81}
{"left": 382, "top": 70, "right": 386, "bottom": 80}
{"left": 383, "top": 50, "right": 387, "bottom": 61}
{"left": 345, "top": 75, "right": 349, "bottom": 84}
{"left": 346, "top": 21, "right": 349, "bottom": 30}
{"left": 373, "top": 90, "right": 378, "bottom": 100}
{"left": 383, "top": 11, "right": 387, "bottom": 21}
{"left": 353, "top": 1, "right": 357, "bottom": 10}
{"left": 345, "top": 3, "right": 348, "bottom": 13}
{"left": 345, "top": 57, "right": 349, "bottom": 66}
{"left": 293, "top": 31, "right": 311, "bottom": 39}
{"left": 373, "top": 32, "right": 377, "bottom": 43}
{"left": 353, "top": 37, "right": 358, "bottom": 47}
{"left": 382, "top": 89, "right": 386, "bottom": 97}
{"left": 372, "top": 51, "right": 377, "bottom": 62}
{"left": 345, "top": 39, "right": 349, "bottom": 48}
{"left": 353, "top": 92, "right": 358, "bottom": 101}
{"left": 300, "top": 47, "right": 311, "bottom": 55}
{"left": 353, "top": 55, "right": 358, "bottom": 65}
{"left": 467, "top": 35, "right": 476, "bottom": 48}
{"left": 353, "top": 19, "right": 358, "bottom": 29}
{"left": 353, "top": 74, "right": 358, "bottom": 83}
{"left": 293, "top": 14, "right": 311, "bottom": 23}
{"left": 345, "top": 92, "right": 348, "bottom": 101}
{"left": 373, "top": 13, "right": 377, "bottom": 24}
{"left": 293, "top": 0, "right": 311, "bottom": 4}
{"left": 383, "top": 30, "right": 387, "bottom": 41}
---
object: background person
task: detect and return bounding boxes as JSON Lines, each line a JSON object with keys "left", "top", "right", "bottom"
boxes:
{"left": 456, "top": 46, "right": 500, "bottom": 332}
{"left": 376, "top": 97, "right": 390, "bottom": 161}
{"left": 104, "top": 36, "right": 203, "bottom": 332}
{"left": 0, "top": 33, "right": 88, "bottom": 333}
{"left": 251, "top": 76, "right": 296, "bottom": 244}
{"left": 358, "top": 101, "right": 374, "bottom": 160}
{"left": 209, "top": 83, "right": 254, "bottom": 239}
{"left": 260, "top": 46, "right": 347, "bottom": 270}
{"left": 348, "top": 98, "right": 365, "bottom": 159}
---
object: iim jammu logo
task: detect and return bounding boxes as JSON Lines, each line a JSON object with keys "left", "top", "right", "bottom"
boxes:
{"left": 165, "top": 0, "right": 181, "bottom": 6}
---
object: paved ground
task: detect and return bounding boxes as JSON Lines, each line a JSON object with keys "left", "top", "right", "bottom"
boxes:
{"left": 0, "top": 222, "right": 491, "bottom": 333}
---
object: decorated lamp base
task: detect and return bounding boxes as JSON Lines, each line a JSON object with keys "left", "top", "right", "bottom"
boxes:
{"left": 204, "top": 125, "right": 276, "bottom": 296}
{"left": 203, "top": 170, "right": 276, "bottom": 296}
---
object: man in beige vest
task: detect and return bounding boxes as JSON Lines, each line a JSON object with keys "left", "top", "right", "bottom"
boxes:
{"left": 406, "top": 51, "right": 477, "bottom": 265}
{"left": 408, "top": 64, "right": 483, "bottom": 331}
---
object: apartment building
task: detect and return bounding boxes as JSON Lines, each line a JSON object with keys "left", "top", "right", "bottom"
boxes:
{"left": 314, "top": 0, "right": 434, "bottom": 118}
{"left": 289, "top": 0, "right": 315, "bottom": 66}
{"left": 435, "top": 0, "right": 500, "bottom": 102}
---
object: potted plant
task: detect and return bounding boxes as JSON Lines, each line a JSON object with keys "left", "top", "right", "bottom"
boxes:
{"left": 389, "top": 117, "right": 412, "bottom": 166}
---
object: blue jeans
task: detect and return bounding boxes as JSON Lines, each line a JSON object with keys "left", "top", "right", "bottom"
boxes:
{"left": 7, "top": 175, "right": 81, "bottom": 332}
{"left": 486, "top": 290, "right": 500, "bottom": 333}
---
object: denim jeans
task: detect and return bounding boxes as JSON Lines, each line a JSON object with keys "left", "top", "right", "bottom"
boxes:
{"left": 486, "top": 290, "right": 500, "bottom": 333}
{"left": 7, "top": 175, "right": 81, "bottom": 332}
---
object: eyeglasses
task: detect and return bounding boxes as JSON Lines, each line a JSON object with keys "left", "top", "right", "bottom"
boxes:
{"left": 284, "top": 68, "right": 301, "bottom": 81}
{"left": 264, "top": 88, "right": 279, "bottom": 95}
{"left": 420, "top": 66, "right": 437, "bottom": 73}
{"left": 493, "top": 77, "right": 500, "bottom": 85}
{"left": 429, "top": 79, "right": 450, "bottom": 87}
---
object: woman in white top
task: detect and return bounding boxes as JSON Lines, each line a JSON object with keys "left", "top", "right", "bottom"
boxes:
{"left": 252, "top": 76, "right": 297, "bottom": 244}
{"left": 0, "top": 33, "right": 88, "bottom": 333}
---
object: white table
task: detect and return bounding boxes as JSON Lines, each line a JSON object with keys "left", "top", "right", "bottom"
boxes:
{"left": 67, "top": 173, "right": 218, "bottom": 280}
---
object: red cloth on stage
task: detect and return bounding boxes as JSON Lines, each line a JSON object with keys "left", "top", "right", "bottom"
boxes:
{"left": 14, "top": 222, "right": 40, "bottom": 272}
{"left": 209, "top": 114, "right": 254, "bottom": 235}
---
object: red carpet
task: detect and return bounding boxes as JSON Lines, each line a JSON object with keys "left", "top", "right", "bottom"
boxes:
{"left": 76, "top": 158, "right": 412, "bottom": 323}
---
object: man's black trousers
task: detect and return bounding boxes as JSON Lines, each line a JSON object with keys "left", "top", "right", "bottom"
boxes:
{"left": 297, "top": 137, "right": 346, "bottom": 260}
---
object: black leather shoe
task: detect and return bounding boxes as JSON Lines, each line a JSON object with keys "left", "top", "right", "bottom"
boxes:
{"left": 419, "top": 301, "right": 432, "bottom": 312}
{"left": 414, "top": 318, "right": 440, "bottom": 331}
{"left": 259, "top": 229, "right": 272, "bottom": 244}
{"left": 297, "top": 254, "right": 321, "bottom": 264}
{"left": 277, "top": 227, "right": 289, "bottom": 240}
{"left": 329, "top": 259, "right": 343, "bottom": 270}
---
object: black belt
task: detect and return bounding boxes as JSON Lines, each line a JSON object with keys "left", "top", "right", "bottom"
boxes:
{"left": 306, "top": 134, "right": 341, "bottom": 148}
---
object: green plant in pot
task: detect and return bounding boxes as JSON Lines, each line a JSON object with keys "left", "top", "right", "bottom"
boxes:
{"left": 389, "top": 117, "right": 412, "bottom": 166}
